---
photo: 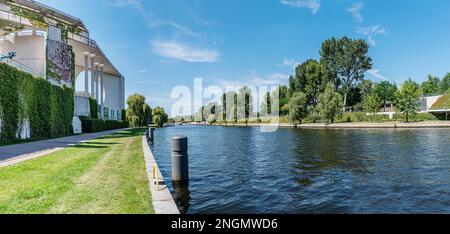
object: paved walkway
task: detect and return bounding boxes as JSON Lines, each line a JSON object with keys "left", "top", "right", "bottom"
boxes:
{"left": 0, "top": 129, "right": 127, "bottom": 167}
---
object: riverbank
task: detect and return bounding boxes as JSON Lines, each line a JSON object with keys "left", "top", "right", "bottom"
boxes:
{"left": 0, "top": 128, "right": 154, "bottom": 214}
{"left": 187, "top": 121, "right": 450, "bottom": 129}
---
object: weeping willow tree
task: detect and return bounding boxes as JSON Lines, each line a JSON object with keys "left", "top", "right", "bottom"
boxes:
{"left": 126, "top": 93, "right": 152, "bottom": 127}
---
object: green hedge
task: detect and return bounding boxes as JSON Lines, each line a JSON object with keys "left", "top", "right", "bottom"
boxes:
{"left": 0, "top": 63, "right": 74, "bottom": 140}
{"left": 393, "top": 112, "right": 439, "bottom": 122}
{"left": 80, "top": 117, "right": 129, "bottom": 133}
{"left": 337, "top": 112, "right": 391, "bottom": 123}
{"left": 89, "top": 97, "right": 98, "bottom": 119}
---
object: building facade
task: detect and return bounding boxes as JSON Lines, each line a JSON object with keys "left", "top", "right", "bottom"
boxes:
{"left": 0, "top": 0, "right": 125, "bottom": 126}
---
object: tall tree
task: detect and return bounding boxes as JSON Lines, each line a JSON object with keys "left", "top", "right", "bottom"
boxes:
{"left": 421, "top": 75, "right": 440, "bottom": 96}
{"left": 289, "top": 92, "right": 308, "bottom": 124}
{"left": 320, "top": 37, "right": 373, "bottom": 111}
{"left": 126, "top": 93, "right": 152, "bottom": 127}
{"left": 396, "top": 79, "right": 421, "bottom": 122}
{"left": 271, "top": 85, "right": 289, "bottom": 116}
{"left": 260, "top": 91, "right": 272, "bottom": 116}
{"left": 363, "top": 93, "right": 381, "bottom": 114}
{"left": 221, "top": 93, "right": 227, "bottom": 122}
{"left": 237, "top": 86, "right": 253, "bottom": 121}
{"left": 440, "top": 73, "right": 450, "bottom": 93}
{"left": 152, "top": 106, "right": 168, "bottom": 127}
{"left": 292, "top": 59, "right": 324, "bottom": 106}
{"left": 373, "top": 81, "right": 397, "bottom": 112}
{"left": 317, "top": 83, "right": 343, "bottom": 123}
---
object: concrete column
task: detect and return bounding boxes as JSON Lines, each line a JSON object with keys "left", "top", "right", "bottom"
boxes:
{"left": 83, "top": 52, "right": 90, "bottom": 96}
{"left": 121, "top": 76, "right": 125, "bottom": 110}
{"left": 89, "top": 53, "right": 96, "bottom": 97}
{"left": 94, "top": 62, "right": 99, "bottom": 101}
{"left": 100, "top": 64, "right": 104, "bottom": 119}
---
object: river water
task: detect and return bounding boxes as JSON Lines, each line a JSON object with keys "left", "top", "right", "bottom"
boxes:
{"left": 150, "top": 125, "right": 450, "bottom": 214}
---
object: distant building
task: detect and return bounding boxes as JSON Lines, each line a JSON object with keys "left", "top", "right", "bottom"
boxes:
{"left": 0, "top": 0, "right": 125, "bottom": 125}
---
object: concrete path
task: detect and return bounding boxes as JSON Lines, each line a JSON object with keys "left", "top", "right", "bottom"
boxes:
{"left": 142, "top": 135, "right": 179, "bottom": 214}
{"left": 0, "top": 129, "right": 127, "bottom": 167}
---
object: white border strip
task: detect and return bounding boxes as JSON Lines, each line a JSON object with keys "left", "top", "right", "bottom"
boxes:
{"left": 142, "top": 135, "right": 179, "bottom": 214}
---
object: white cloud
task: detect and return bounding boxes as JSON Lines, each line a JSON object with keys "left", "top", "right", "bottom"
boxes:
{"left": 108, "top": 0, "right": 143, "bottom": 11}
{"left": 279, "top": 0, "right": 321, "bottom": 14}
{"left": 356, "top": 25, "right": 387, "bottom": 36}
{"left": 281, "top": 58, "right": 300, "bottom": 69}
{"left": 218, "top": 72, "right": 289, "bottom": 87}
{"left": 152, "top": 40, "right": 220, "bottom": 62}
{"left": 367, "top": 68, "right": 388, "bottom": 81}
{"left": 139, "top": 67, "right": 148, "bottom": 73}
{"left": 356, "top": 25, "right": 387, "bottom": 46}
{"left": 347, "top": 2, "right": 364, "bottom": 22}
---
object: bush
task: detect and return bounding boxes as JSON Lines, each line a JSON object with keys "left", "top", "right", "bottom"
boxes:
{"left": 81, "top": 117, "right": 129, "bottom": 133}
{"left": 393, "top": 112, "right": 439, "bottom": 122}
{"left": 337, "top": 112, "right": 390, "bottom": 123}
{"left": 0, "top": 63, "right": 74, "bottom": 140}
{"left": 89, "top": 97, "right": 98, "bottom": 119}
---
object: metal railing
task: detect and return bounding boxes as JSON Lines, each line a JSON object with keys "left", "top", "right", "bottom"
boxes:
{"left": 0, "top": 9, "right": 33, "bottom": 27}
{"left": 0, "top": 55, "right": 45, "bottom": 78}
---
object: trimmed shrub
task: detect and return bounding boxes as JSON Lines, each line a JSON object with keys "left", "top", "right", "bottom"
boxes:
{"left": 89, "top": 97, "right": 98, "bottom": 119}
{"left": 81, "top": 117, "right": 129, "bottom": 133}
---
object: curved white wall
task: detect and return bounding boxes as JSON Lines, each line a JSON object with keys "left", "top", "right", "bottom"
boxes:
{"left": 0, "top": 33, "right": 46, "bottom": 76}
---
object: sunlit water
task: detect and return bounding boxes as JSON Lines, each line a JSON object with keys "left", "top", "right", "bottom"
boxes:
{"left": 150, "top": 125, "right": 450, "bottom": 214}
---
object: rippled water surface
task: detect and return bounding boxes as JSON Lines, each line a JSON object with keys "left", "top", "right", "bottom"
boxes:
{"left": 150, "top": 125, "right": 450, "bottom": 214}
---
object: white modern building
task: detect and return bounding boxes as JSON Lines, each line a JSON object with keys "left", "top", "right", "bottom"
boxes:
{"left": 0, "top": 0, "right": 125, "bottom": 129}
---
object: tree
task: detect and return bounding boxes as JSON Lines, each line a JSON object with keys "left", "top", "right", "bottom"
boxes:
{"left": 396, "top": 79, "right": 421, "bottom": 122}
{"left": 221, "top": 93, "right": 227, "bottom": 122}
{"left": 126, "top": 93, "right": 152, "bottom": 127}
{"left": 320, "top": 37, "right": 373, "bottom": 110}
{"left": 260, "top": 92, "right": 271, "bottom": 116}
{"left": 271, "top": 85, "right": 289, "bottom": 116}
{"left": 357, "top": 79, "right": 374, "bottom": 97}
{"left": 317, "top": 83, "right": 343, "bottom": 123}
{"left": 152, "top": 106, "right": 168, "bottom": 127}
{"left": 292, "top": 59, "right": 324, "bottom": 106}
{"left": 363, "top": 93, "right": 381, "bottom": 114}
{"left": 237, "top": 86, "right": 253, "bottom": 121}
{"left": 440, "top": 73, "right": 450, "bottom": 93}
{"left": 421, "top": 75, "right": 440, "bottom": 96}
{"left": 289, "top": 92, "right": 308, "bottom": 124}
{"left": 224, "top": 91, "right": 237, "bottom": 123}
{"left": 373, "top": 81, "right": 397, "bottom": 112}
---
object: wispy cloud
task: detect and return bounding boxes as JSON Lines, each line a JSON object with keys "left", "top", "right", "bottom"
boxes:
{"left": 281, "top": 58, "right": 300, "bottom": 69}
{"left": 347, "top": 2, "right": 364, "bottom": 22}
{"left": 279, "top": 0, "right": 321, "bottom": 14}
{"left": 367, "top": 68, "right": 389, "bottom": 81}
{"left": 218, "top": 72, "right": 289, "bottom": 87}
{"left": 357, "top": 25, "right": 387, "bottom": 35}
{"left": 152, "top": 40, "right": 220, "bottom": 63}
{"left": 356, "top": 25, "right": 387, "bottom": 46}
{"left": 107, "top": 0, "right": 144, "bottom": 11}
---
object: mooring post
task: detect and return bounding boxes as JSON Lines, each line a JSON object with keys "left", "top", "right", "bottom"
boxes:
{"left": 149, "top": 127, "right": 155, "bottom": 142}
{"left": 171, "top": 135, "right": 189, "bottom": 182}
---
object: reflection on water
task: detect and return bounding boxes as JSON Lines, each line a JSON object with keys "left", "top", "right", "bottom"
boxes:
{"left": 150, "top": 126, "right": 450, "bottom": 214}
{"left": 172, "top": 181, "right": 191, "bottom": 214}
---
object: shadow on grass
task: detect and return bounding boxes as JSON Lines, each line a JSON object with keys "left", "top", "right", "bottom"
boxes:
{"left": 70, "top": 144, "right": 108, "bottom": 149}
{"left": 99, "top": 128, "right": 147, "bottom": 140}
{"left": 83, "top": 141, "right": 121, "bottom": 145}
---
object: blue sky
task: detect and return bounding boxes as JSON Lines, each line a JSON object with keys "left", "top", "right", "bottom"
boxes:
{"left": 39, "top": 0, "right": 450, "bottom": 115}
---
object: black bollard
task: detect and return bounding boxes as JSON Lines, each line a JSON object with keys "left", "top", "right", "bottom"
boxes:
{"left": 171, "top": 135, "right": 189, "bottom": 182}
{"left": 150, "top": 127, "right": 155, "bottom": 142}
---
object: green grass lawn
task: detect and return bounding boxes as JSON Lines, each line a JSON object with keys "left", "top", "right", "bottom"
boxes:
{"left": 0, "top": 128, "right": 154, "bottom": 214}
